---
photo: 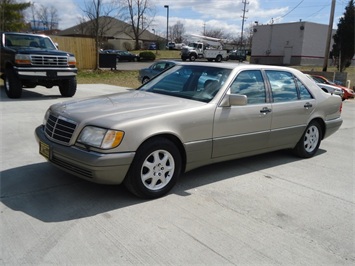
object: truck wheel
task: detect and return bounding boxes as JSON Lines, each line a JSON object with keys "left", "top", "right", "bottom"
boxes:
{"left": 59, "top": 77, "right": 77, "bottom": 97}
{"left": 189, "top": 54, "right": 196, "bottom": 61}
{"left": 4, "top": 68, "right": 22, "bottom": 98}
{"left": 215, "top": 55, "right": 222, "bottom": 62}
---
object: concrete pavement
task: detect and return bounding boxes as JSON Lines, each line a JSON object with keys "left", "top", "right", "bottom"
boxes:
{"left": 1, "top": 84, "right": 354, "bottom": 265}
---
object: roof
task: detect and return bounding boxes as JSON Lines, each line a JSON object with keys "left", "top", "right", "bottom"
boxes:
{"left": 58, "top": 16, "right": 158, "bottom": 42}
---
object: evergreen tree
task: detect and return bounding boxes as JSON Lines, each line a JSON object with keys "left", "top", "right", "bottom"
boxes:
{"left": 332, "top": 0, "right": 355, "bottom": 72}
{"left": 0, "top": 0, "right": 31, "bottom": 32}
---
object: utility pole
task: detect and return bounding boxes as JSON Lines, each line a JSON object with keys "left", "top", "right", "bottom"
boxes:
{"left": 322, "top": 0, "right": 336, "bottom": 72}
{"left": 240, "top": 0, "right": 249, "bottom": 50}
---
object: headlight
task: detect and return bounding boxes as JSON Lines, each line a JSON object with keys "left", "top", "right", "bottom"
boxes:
{"left": 15, "top": 54, "right": 31, "bottom": 64}
{"left": 68, "top": 56, "right": 76, "bottom": 66}
{"left": 78, "top": 126, "right": 124, "bottom": 149}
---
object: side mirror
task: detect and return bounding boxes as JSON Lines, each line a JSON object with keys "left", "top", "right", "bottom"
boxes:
{"left": 220, "top": 94, "right": 247, "bottom": 107}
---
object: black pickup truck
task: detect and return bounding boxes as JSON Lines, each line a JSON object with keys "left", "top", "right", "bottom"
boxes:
{"left": 0, "top": 32, "right": 77, "bottom": 98}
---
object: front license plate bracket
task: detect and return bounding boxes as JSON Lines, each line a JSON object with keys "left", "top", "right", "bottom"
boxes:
{"left": 39, "top": 141, "right": 50, "bottom": 159}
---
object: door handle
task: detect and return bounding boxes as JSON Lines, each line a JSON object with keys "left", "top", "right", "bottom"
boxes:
{"left": 260, "top": 107, "right": 272, "bottom": 114}
{"left": 304, "top": 102, "right": 313, "bottom": 109}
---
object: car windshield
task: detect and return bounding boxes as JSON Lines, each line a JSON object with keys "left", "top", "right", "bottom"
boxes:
{"left": 4, "top": 33, "right": 57, "bottom": 50}
{"left": 139, "top": 65, "right": 232, "bottom": 103}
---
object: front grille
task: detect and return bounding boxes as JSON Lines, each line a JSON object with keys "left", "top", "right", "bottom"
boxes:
{"left": 45, "top": 114, "right": 77, "bottom": 145}
{"left": 31, "top": 55, "right": 68, "bottom": 66}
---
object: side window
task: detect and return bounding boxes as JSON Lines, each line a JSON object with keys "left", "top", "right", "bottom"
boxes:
{"left": 266, "top": 70, "right": 298, "bottom": 102}
{"left": 152, "top": 63, "right": 164, "bottom": 71}
{"left": 230, "top": 70, "right": 266, "bottom": 104}
{"left": 296, "top": 78, "right": 313, "bottom": 100}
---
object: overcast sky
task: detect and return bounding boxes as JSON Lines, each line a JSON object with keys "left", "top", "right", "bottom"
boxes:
{"left": 27, "top": 0, "right": 349, "bottom": 38}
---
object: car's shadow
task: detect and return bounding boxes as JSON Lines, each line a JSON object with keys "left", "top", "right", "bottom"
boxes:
{"left": 0, "top": 149, "right": 326, "bottom": 223}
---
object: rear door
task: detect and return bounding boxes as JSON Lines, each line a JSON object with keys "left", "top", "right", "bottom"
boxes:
{"left": 265, "top": 70, "right": 315, "bottom": 148}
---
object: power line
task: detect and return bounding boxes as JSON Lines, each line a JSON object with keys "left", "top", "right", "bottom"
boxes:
{"left": 280, "top": 0, "right": 304, "bottom": 18}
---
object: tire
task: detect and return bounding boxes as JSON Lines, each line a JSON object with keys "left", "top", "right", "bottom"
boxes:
{"left": 189, "top": 54, "right": 196, "bottom": 61}
{"left": 215, "top": 55, "right": 222, "bottom": 62}
{"left": 4, "top": 68, "right": 22, "bottom": 98}
{"left": 142, "top": 77, "right": 150, "bottom": 84}
{"left": 59, "top": 77, "right": 77, "bottom": 97}
{"left": 124, "top": 138, "right": 182, "bottom": 198}
{"left": 293, "top": 121, "right": 322, "bottom": 158}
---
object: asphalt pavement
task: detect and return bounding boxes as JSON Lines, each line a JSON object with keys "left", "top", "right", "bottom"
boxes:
{"left": 0, "top": 84, "right": 354, "bottom": 265}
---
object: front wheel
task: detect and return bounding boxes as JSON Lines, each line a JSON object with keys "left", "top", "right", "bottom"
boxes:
{"left": 4, "top": 68, "right": 22, "bottom": 98}
{"left": 293, "top": 121, "right": 322, "bottom": 158}
{"left": 124, "top": 138, "right": 182, "bottom": 198}
{"left": 59, "top": 77, "right": 77, "bottom": 97}
{"left": 142, "top": 77, "right": 150, "bottom": 84}
{"left": 189, "top": 54, "right": 196, "bottom": 61}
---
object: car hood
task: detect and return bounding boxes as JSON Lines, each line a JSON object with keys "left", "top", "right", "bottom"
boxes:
{"left": 50, "top": 90, "right": 205, "bottom": 127}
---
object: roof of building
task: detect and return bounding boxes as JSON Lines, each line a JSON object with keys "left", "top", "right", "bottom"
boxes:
{"left": 58, "top": 16, "right": 158, "bottom": 42}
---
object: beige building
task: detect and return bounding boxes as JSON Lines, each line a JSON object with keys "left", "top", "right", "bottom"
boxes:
{"left": 250, "top": 21, "right": 335, "bottom": 66}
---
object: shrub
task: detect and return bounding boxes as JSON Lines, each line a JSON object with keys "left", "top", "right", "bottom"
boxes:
{"left": 139, "top": 51, "right": 156, "bottom": 61}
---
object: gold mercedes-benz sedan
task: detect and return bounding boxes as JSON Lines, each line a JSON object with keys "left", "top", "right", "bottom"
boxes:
{"left": 35, "top": 62, "right": 343, "bottom": 198}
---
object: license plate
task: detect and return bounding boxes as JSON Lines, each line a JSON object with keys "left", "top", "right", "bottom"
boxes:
{"left": 47, "top": 71, "right": 57, "bottom": 77}
{"left": 39, "top": 141, "right": 50, "bottom": 159}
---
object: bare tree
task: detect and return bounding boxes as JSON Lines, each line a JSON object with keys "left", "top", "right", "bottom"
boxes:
{"left": 120, "top": 0, "right": 155, "bottom": 50}
{"left": 203, "top": 28, "right": 231, "bottom": 40}
{"left": 81, "top": 0, "right": 121, "bottom": 69}
{"left": 170, "top": 21, "right": 185, "bottom": 43}
{"left": 35, "top": 4, "right": 59, "bottom": 30}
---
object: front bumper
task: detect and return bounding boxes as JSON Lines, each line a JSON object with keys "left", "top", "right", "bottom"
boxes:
{"left": 35, "top": 125, "right": 135, "bottom": 184}
{"left": 15, "top": 66, "right": 77, "bottom": 80}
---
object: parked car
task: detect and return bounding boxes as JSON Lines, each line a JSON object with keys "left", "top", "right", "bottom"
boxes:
{"left": 148, "top": 43, "right": 157, "bottom": 50}
{"left": 310, "top": 74, "right": 354, "bottom": 100}
{"left": 306, "top": 75, "right": 344, "bottom": 98}
{"left": 101, "top": 50, "right": 139, "bottom": 62}
{"left": 138, "top": 60, "right": 176, "bottom": 83}
{"left": 116, "top": 50, "right": 139, "bottom": 62}
{"left": 167, "top": 42, "right": 175, "bottom": 50}
{"left": 228, "top": 50, "right": 247, "bottom": 62}
{"left": 35, "top": 63, "right": 343, "bottom": 199}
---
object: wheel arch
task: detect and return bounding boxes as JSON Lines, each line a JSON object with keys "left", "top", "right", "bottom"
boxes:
{"left": 137, "top": 133, "right": 187, "bottom": 173}
{"left": 309, "top": 117, "right": 325, "bottom": 140}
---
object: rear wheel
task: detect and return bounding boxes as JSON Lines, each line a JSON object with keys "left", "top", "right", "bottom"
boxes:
{"left": 215, "top": 55, "right": 222, "bottom": 62}
{"left": 4, "top": 68, "right": 22, "bottom": 98}
{"left": 293, "top": 121, "right": 322, "bottom": 158}
{"left": 59, "top": 77, "right": 77, "bottom": 97}
{"left": 124, "top": 138, "right": 182, "bottom": 198}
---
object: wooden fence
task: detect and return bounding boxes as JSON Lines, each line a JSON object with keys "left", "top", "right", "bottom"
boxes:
{"left": 50, "top": 36, "right": 96, "bottom": 70}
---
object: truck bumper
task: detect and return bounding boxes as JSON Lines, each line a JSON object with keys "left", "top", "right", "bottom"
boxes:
{"left": 15, "top": 66, "right": 77, "bottom": 79}
{"left": 35, "top": 125, "right": 135, "bottom": 185}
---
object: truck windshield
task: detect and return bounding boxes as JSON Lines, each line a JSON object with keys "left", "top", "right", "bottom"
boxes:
{"left": 4, "top": 33, "right": 57, "bottom": 50}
